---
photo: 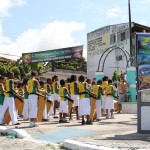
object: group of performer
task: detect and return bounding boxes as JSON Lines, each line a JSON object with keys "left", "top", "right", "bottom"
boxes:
{"left": 0, "top": 71, "right": 129, "bottom": 127}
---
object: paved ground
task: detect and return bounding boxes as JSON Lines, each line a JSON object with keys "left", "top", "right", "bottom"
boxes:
{"left": 0, "top": 113, "right": 150, "bottom": 150}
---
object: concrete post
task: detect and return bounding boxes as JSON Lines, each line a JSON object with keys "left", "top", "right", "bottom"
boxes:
{"left": 95, "top": 72, "right": 104, "bottom": 82}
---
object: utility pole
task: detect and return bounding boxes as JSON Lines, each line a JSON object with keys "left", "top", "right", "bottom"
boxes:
{"left": 128, "top": 0, "right": 132, "bottom": 65}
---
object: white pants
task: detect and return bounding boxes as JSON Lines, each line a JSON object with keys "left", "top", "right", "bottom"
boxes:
{"left": 0, "top": 105, "right": 3, "bottom": 114}
{"left": 106, "top": 96, "right": 114, "bottom": 110}
{"left": 0, "top": 97, "right": 18, "bottom": 124}
{"left": 96, "top": 100, "right": 101, "bottom": 119}
{"left": 71, "top": 94, "right": 79, "bottom": 107}
{"left": 43, "top": 104, "right": 48, "bottom": 119}
{"left": 79, "top": 98, "right": 90, "bottom": 116}
{"left": 23, "top": 99, "right": 30, "bottom": 119}
{"left": 59, "top": 101, "right": 68, "bottom": 113}
{"left": 48, "top": 105, "right": 54, "bottom": 116}
{"left": 102, "top": 96, "right": 106, "bottom": 110}
{"left": 28, "top": 94, "right": 38, "bottom": 119}
{"left": 51, "top": 94, "right": 60, "bottom": 102}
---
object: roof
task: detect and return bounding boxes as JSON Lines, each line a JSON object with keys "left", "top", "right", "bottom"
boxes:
{"left": 0, "top": 56, "right": 16, "bottom": 63}
{"left": 132, "top": 22, "right": 150, "bottom": 32}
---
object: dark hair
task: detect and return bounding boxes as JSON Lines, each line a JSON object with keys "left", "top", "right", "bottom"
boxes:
{"left": 39, "top": 81, "right": 45, "bottom": 86}
{"left": 8, "top": 71, "right": 14, "bottom": 77}
{"left": 102, "top": 76, "right": 108, "bottom": 81}
{"left": 79, "top": 75, "right": 84, "bottom": 82}
{"left": 86, "top": 78, "right": 91, "bottom": 83}
{"left": 108, "top": 79, "right": 112, "bottom": 84}
{"left": 53, "top": 75, "right": 58, "bottom": 81}
{"left": 0, "top": 76, "right": 5, "bottom": 80}
{"left": 47, "top": 78, "right": 51, "bottom": 82}
{"left": 31, "top": 71, "right": 37, "bottom": 76}
{"left": 66, "top": 78, "right": 71, "bottom": 83}
{"left": 97, "top": 80, "right": 102, "bottom": 85}
{"left": 23, "top": 78, "right": 29, "bottom": 85}
{"left": 18, "top": 82, "right": 24, "bottom": 88}
{"left": 70, "top": 75, "right": 76, "bottom": 82}
{"left": 60, "top": 79, "right": 65, "bottom": 86}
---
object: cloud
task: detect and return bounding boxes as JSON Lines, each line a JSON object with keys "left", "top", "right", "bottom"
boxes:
{"left": 0, "top": 0, "right": 26, "bottom": 20}
{"left": 106, "top": 7, "right": 126, "bottom": 19}
{"left": 139, "top": 20, "right": 147, "bottom": 25}
{"left": 0, "top": 21, "right": 86, "bottom": 60}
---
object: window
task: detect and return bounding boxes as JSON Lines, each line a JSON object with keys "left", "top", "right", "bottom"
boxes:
{"left": 110, "top": 34, "right": 116, "bottom": 44}
{"left": 121, "top": 32, "right": 126, "bottom": 41}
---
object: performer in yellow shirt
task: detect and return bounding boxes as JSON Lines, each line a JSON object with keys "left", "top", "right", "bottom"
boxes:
{"left": 28, "top": 71, "right": 45, "bottom": 127}
{"left": 22, "top": 78, "right": 29, "bottom": 120}
{"left": 105, "top": 79, "right": 117, "bottom": 119}
{"left": 51, "top": 75, "right": 59, "bottom": 118}
{"left": 0, "top": 72, "right": 20, "bottom": 125}
{"left": 59, "top": 79, "right": 72, "bottom": 123}
{"left": 0, "top": 76, "right": 6, "bottom": 115}
{"left": 78, "top": 75, "right": 95, "bottom": 125}
{"left": 70, "top": 75, "right": 79, "bottom": 120}
{"left": 101, "top": 76, "right": 108, "bottom": 115}
{"left": 90, "top": 80, "right": 103, "bottom": 122}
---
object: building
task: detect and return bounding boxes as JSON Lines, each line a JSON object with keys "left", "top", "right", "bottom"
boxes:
{"left": 87, "top": 22, "right": 150, "bottom": 79}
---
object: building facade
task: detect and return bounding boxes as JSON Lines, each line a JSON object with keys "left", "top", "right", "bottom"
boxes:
{"left": 87, "top": 22, "right": 150, "bottom": 79}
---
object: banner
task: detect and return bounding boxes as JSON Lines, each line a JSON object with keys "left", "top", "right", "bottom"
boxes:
{"left": 22, "top": 45, "right": 83, "bottom": 64}
{"left": 136, "top": 33, "right": 150, "bottom": 91}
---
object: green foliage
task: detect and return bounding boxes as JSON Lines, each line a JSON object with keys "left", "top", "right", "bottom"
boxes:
{"left": 112, "top": 70, "right": 121, "bottom": 81}
{"left": 11, "top": 66, "right": 20, "bottom": 79}
{"left": 0, "top": 57, "right": 87, "bottom": 79}
{"left": 55, "top": 58, "right": 87, "bottom": 72}
{"left": 0, "top": 64, "right": 8, "bottom": 76}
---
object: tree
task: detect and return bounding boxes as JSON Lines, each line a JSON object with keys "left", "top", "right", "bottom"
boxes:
{"left": 112, "top": 70, "right": 121, "bottom": 82}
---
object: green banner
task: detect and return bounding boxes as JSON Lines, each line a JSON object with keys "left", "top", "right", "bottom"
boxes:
{"left": 22, "top": 45, "right": 83, "bottom": 63}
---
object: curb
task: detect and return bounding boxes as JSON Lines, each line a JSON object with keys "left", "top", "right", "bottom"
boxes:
{"left": 0, "top": 126, "right": 30, "bottom": 138}
{"left": 63, "top": 139, "right": 117, "bottom": 150}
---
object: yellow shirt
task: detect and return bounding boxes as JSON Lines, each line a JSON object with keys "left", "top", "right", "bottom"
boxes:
{"left": 101, "top": 81, "right": 108, "bottom": 97}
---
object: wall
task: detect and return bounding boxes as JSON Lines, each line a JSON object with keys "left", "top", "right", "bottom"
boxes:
{"left": 87, "top": 23, "right": 130, "bottom": 79}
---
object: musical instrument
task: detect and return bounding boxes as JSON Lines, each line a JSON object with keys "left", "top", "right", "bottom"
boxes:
{"left": 37, "top": 94, "right": 47, "bottom": 122}
{"left": 4, "top": 97, "right": 23, "bottom": 125}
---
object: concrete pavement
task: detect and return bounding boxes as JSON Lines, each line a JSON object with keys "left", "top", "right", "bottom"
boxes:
{"left": 1, "top": 113, "right": 150, "bottom": 150}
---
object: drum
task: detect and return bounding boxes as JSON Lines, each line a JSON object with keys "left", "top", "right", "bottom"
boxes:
{"left": 18, "top": 100, "right": 24, "bottom": 115}
{"left": 47, "top": 101, "right": 53, "bottom": 114}
{"left": 4, "top": 98, "right": 23, "bottom": 124}
{"left": 37, "top": 95, "right": 46, "bottom": 122}
{"left": 68, "top": 100, "right": 73, "bottom": 113}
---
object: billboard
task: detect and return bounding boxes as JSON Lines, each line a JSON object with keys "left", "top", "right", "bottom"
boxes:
{"left": 136, "top": 33, "right": 150, "bottom": 91}
{"left": 22, "top": 45, "right": 83, "bottom": 64}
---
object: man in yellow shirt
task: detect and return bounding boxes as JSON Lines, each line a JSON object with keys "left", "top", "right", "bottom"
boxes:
{"left": 0, "top": 72, "right": 20, "bottom": 125}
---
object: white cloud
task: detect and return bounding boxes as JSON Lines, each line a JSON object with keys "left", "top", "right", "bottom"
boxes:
{"left": 106, "top": 7, "right": 126, "bottom": 18}
{"left": 139, "top": 20, "right": 147, "bottom": 25}
{"left": 0, "top": 0, "right": 26, "bottom": 20}
{"left": 0, "top": 21, "right": 86, "bottom": 60}
{"left": 0, "top": 0, "right": 87, "bottom": 60}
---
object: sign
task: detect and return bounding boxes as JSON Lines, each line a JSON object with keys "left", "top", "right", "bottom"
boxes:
{"left": 136, "top": 33, "right": 150, "bottom": 91}
{"left": 22, "top": 45, "right": 83, "bottom": 63}
{"left": 87, "top": 33, "right": 110, "bottom": 55}
{"left": 141, "top": 90, "right": 150, "bottom": 102}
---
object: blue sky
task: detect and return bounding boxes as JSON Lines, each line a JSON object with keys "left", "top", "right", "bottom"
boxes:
{"left": 0, "top": 0, "right": 150, "bottom": 59}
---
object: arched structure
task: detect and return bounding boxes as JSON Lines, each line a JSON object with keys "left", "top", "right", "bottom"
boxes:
{"left": 97, "top": 46, "right": 130, "bottom": 72}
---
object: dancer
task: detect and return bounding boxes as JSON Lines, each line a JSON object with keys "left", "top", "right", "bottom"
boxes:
{"left": 70, "top": 75, "right": 79, "bottom": 120}
{"left": 0, "top": 72, "right": 20, "bottom": 125}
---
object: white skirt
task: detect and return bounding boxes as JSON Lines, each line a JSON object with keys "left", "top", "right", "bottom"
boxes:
{"left": 105, "top": 96, "right": 114, "bottom": 109}
{"left": 79, "top": 98, "right": 90, "bottom": 116}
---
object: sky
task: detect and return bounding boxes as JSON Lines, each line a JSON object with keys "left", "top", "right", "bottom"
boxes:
{"left": 0, "top": 0, "right": 150, "bottom": 60}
